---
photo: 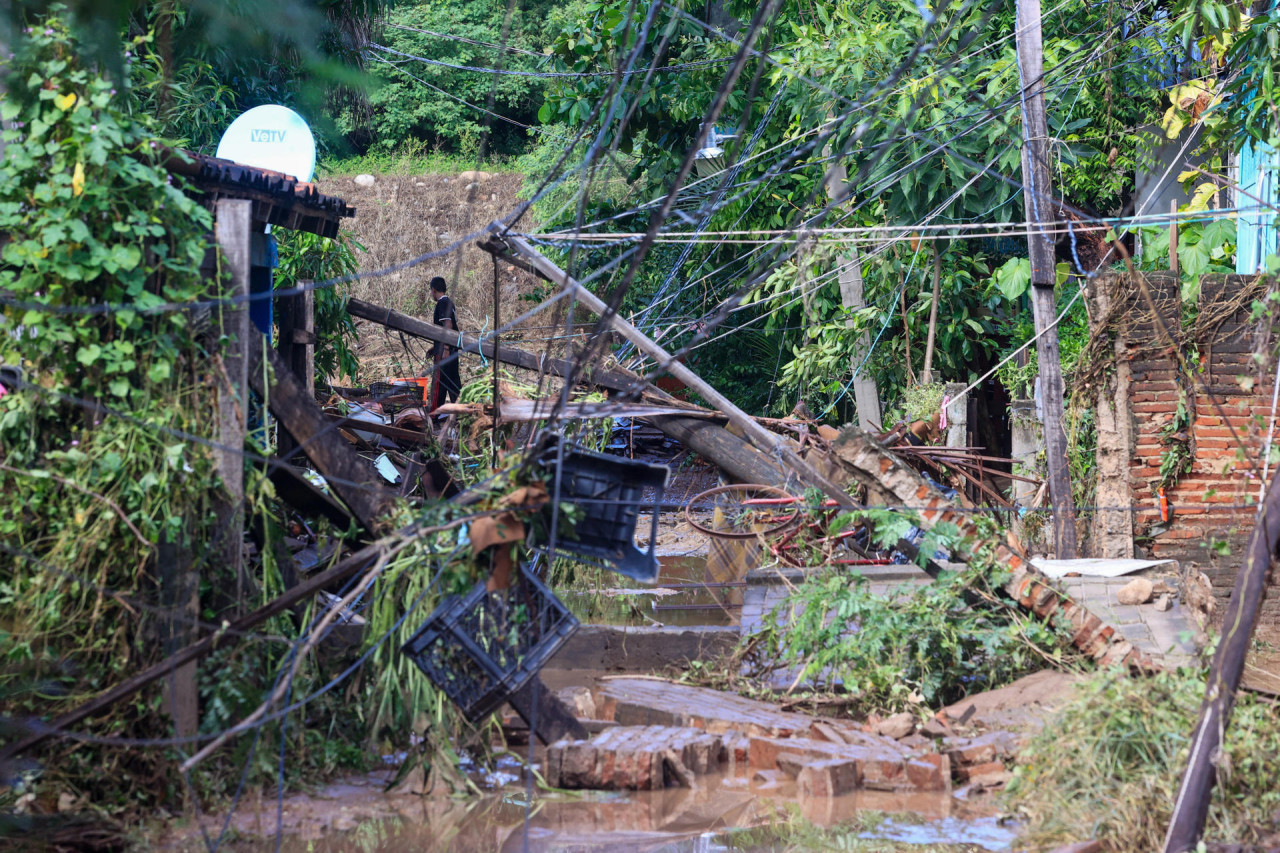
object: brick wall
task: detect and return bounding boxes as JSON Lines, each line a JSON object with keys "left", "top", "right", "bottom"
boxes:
{"left": 1107, "top": 272, "right": 1275, "bottom": 615}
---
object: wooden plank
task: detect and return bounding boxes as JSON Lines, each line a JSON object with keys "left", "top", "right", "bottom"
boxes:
{"left": 158, "top": 534, "right": 199, "bottom": 738}
{"left": 325, "top": 413, "right": 433, "bottom": 446}
{"left": 247, "top": 344, "right": 393, "bottom": 533}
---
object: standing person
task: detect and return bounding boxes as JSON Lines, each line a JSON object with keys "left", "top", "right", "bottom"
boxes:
{"left": 428, "top": 276, "right": 461, "bottom": 411}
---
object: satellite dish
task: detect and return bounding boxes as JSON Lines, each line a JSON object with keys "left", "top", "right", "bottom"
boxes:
{"left": 215, "top": 105, "right": 316, "bottom": 183}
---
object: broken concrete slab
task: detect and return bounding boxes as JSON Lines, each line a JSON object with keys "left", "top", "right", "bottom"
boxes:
{"left": 747, "top": 736, "right": 950, "bottom": 792}
{"left": 596, "top": 678, "right": 814, "bottom": 737}
{"left": 544, "top": 725, "right": 724, "bottom": 790}
{"left": 940, "top": 670, "right": 1083, "bottom": 734}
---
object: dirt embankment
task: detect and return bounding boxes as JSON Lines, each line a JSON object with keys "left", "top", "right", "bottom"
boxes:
{"left": 314, "top": 171, "right": 553, "bottom": 383}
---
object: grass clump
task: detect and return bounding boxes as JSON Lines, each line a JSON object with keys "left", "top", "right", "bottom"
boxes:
{"left": 1006, "top": 667, "right": 1280, "bottom": 852}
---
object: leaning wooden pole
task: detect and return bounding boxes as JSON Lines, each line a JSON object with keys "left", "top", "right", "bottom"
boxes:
{"left": 498, "top": 234, "right": 857, "bottom": 509}
{"left": 1163, "top": 467, "right": 1280, "bottom": 852}
{"left": 1015, "top": 0, "right": 1077, "bottom": 557}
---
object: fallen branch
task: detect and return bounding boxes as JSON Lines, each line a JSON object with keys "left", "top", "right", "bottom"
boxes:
{"left": 179, "top": 546, "right": 398, "bottom": 771}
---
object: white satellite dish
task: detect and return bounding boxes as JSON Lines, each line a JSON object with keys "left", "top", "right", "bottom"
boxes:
{"left": 215, "top": 105, "right": 316, "bottom": 183}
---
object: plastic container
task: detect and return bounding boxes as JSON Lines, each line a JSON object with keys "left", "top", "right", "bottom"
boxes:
{"left": 400, "top": 563, "right": 578, "bottom": 722}
{"left": 536, "top": 443, "right": 669, "bottom": 583}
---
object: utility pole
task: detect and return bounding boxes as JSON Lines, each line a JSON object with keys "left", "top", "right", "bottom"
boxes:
{"left": 1015, "top": 0, "right": 1077, "bottom": 557}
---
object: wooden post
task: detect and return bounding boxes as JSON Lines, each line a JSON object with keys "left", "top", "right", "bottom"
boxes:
{"left": 921, "top": 244, "right": 944, "bottom": 385}
{"left": 276, "top": 280, "right": 316, "bottom": 461}
{"left": 214, "top": 199, "right": 251, "bottom": 598}
{"left": 1163, "top": 466, "right": 1280, "bottom": 852}
{"left": 1015, "top": 0, "right": 1077, "bottom": 558}
{"left": 158, "top": 535, "right": 198, "bottom": 737}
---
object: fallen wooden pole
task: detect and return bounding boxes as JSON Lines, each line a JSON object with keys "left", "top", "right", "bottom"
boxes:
{"left": 1163, "top": 467, "right": 1280, "bottom": 852}
{"left": 348, "top": 295, "right": 789, "bottom": 486}
{"left": 0, "top": 542, "right": 382, "bottom": 760}
{"left": 347, "top": 297, "right": 644, "bottom": 395}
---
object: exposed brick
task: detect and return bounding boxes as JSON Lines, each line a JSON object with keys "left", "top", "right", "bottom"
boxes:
{"left": 795, "top": 758, "right": 860, "bottom": 797}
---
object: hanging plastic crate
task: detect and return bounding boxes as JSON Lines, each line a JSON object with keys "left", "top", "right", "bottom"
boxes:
{"left": 535, "top": 441, "right": 669, "bottom": 583}
{"left": 400, "top": 563, "right": 578, "bottom": 722}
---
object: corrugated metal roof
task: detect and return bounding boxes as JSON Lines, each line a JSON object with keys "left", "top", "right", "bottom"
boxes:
{"left": 161, "top": 149, "right": 356, "bottom": 239}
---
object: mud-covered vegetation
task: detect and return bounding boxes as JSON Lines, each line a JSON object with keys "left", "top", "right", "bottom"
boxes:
{"left": 1008, "top": 668, "right": 1280, "bottom": 851}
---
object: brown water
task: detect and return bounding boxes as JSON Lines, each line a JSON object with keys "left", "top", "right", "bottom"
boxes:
{"left": 182, "top": 766, "right": 1014, "bottom": 853}
{"left": 560, "top": 554, "right": 740, "bottom": 628}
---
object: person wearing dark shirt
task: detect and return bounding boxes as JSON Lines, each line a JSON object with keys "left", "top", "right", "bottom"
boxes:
{"left": 428, "top": 276, "right": 462, "bottom": 410}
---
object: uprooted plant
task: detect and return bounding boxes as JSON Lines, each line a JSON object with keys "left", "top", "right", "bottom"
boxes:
{"left": 731, "top": 509, "right": 1081, "bottom": 713}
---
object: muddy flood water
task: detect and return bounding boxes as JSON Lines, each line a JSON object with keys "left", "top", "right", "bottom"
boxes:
{"left": 189, "top": 765, "right": 1016, "bottom": 853}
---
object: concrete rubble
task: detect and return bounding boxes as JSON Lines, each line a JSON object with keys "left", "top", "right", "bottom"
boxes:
{"left": 541, "top": 678, "right": 1039, "bottom": 797}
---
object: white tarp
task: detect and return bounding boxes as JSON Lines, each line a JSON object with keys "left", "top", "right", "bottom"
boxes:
{"left": 1031, "top": 557, "right": 1175, "bottom": 579}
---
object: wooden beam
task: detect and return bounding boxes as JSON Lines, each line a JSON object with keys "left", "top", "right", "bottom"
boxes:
{"left": 277, "top": 280, "right": 317, "bottom": 461}
{"left": 213, "top": 200, "right": 252, "bottom": 595}
{"left": 349, "top": 294, "right": 794, "bottom": 489}
{"left": 347, "top": 297, "right": 644, "bottom": 395}
{"left": 248, "top": 344, "right": 393, "bottom": 533}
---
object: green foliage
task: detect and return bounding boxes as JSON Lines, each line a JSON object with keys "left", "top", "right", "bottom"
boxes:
{"left": 1008, "top": 667, "right": 1280, "bottom": 852}
{"left": 0, "top": 15, "right": 225, "bottom": 811}
{"left": 124, "top": 29, "right": 238, "bottom": 153}
{"left": 1165, "top": 1, "right": 1278, "bottom": 148}
{"left": 0, "top": 20, "right": 213, "bottom": 428}
{"left": 0, "top": 16, "right": 375, "bottom": 814}
{"left": 273, "top": 229, "right": 363, "bottom": 381}
{"left": 354, "top": 0, "right": 578, "bottom": 156}
{"left": 741, "top": 510, "right": 1076, "bottom": 712}
{"left": 322, "top": 138, "right": 507, "bottom": 177}
{"left": 1136, "top": 208, "right": 1237, "bottom": 303}
{"left": 534, "top": 0, "right": 1178, "bottom": 414}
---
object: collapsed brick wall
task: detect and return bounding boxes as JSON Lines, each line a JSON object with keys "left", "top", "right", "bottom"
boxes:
{"left": 1107, "top": 272, "right": 1275, "bottom": 609}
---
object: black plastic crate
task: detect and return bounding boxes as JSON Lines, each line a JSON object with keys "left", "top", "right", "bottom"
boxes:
{"left": 537, "top": 443, "right": 669, "bottom": 583}
{"left": 400, "top": 563, "right": 578, "bottom": 722}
